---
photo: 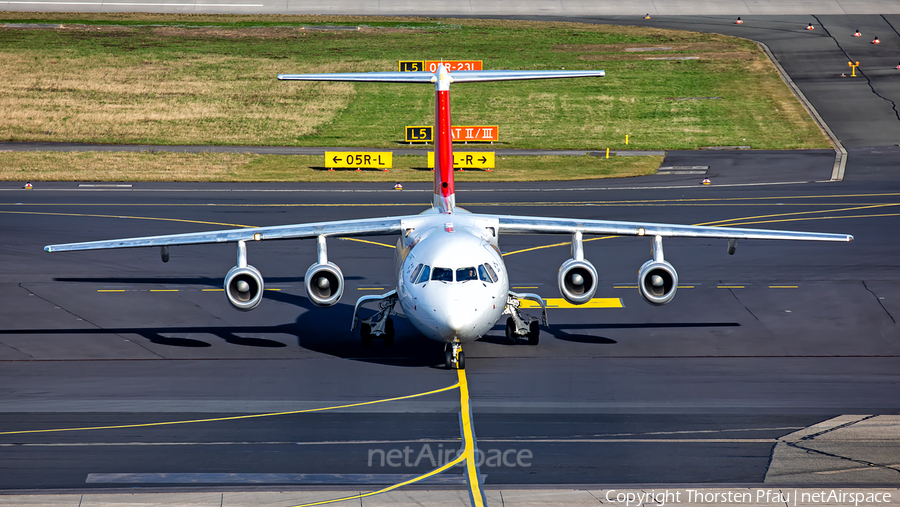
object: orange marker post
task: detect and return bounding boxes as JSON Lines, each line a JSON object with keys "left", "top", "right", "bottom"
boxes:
{"left": 848, "top": 61, "right": 860, "bottom": 77}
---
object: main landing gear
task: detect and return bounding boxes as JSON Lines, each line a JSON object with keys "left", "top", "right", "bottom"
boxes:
{"left": 504, "top": 291, "right": 548, "bottom": 346}
{"left": 352, "top": 290, "right": 398, "bottom": 347}
{"left": 444, "top": 342, "right": 465, "bottom": 370}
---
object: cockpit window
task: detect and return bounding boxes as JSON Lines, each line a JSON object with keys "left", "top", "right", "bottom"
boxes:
{"left": 414, "top": 265, "right": 431, "bottom": 284}
{"left": 478, "top": 264, "right": 494, "bottom": 283}
{"left": 431, "top": 267, "right": 453, "bottom": 282}
{"left": 457, "top": 267, "right": 478, "bottom": 282}
{"left": 410, "top": 264, "right": 423, "bottom": 283}
{"left": 483, "top": 263, "right": 498, "bottom": 282}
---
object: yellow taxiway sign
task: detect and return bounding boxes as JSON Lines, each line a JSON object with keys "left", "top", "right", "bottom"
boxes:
{"left": 427, "top": 151, "right": 495, "bottom": 169}
{"left": 325, "top": 152, "right": 392, "bottom": 169}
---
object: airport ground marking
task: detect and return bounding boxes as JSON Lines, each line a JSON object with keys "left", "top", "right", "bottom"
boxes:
{"left": 0, "top": 210, "right": 253, "bottom": 229}
{"left": 694, "top": 202, "right": 900, "bottom": 227}
{"left": 519, "top": 297, "right": 622, "bottom": 309}
{"left": 339, "top": 237, "right": 396, "bottom": 248}
{"left": 287, "top": 452, "right": 467, "bottom": 507}
{"left": 500, "top": 204, "right": 890, "bottom": 257}
{"left": 287, "top": 369, "right": 483, "bottom": 507}
{"left": 457, "top": 368, "right": 487, "bottom": 507}
{"left": 0, "top": 382, "right": 460, "bottom": 436}
{"left": 6, "top": 190, "right": 900, "bottom": 208}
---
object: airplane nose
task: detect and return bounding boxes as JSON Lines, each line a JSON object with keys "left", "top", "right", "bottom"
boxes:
{"left": 441, "top": 300, "right": 476, "bottom": 336}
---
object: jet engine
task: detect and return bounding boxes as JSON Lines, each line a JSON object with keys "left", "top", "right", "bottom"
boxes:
{"left": 638, "top": 259, "right": 677, "bottom": 305}
{"left": 305, "top": 262, "right": 344, "bottom": 307}
{"left": 558, "top": 258, "right": 598, "bottom": 305}
{"left": 225, "top": 265, "right": 264, "bottom": 311}
{"left": 638, "top": 235, "right": 679, "bottom": 306}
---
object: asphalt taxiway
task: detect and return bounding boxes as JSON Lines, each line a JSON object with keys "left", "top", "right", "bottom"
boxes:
{"left": 1, "top": 161, "right": 898, "bottom": 491}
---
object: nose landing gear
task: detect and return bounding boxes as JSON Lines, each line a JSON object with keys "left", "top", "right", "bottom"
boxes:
{"left": 444, "top": 342, "right": 465, "bottom": 370}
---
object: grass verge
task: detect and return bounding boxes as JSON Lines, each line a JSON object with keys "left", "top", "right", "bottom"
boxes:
{"left": 0, "top": 151, "right": 661, "bottom": 182}
{"left": 0, "top": 14, "right": 829, "bottom": 155}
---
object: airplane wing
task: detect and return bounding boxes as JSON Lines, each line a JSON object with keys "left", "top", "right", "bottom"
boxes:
{"left": 494, "top": 215, "right": 853, "bottom": 242}
{"left": 44, "top": 216, "right": 405, "bottom": 252}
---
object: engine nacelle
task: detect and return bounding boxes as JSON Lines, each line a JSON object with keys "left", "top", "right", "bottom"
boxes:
{"left": 225, "top": 265, "right": 264, "bottom": 311}
{"left": 638, "top": 259, "right": 678, "bottom": 306}
{"left": 305, "top": 261, "right": 344, "bottom": 307}
{"left": 558, "top": 258, "right": 598, "bottom": 305}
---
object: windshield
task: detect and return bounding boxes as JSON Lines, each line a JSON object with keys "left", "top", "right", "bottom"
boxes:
{"left": 431, "top": 267, "right": 453, "bottom": 282}
{"left": 457, "top": 267, "right": 478, "bottom": 282}
{"left": 413, "top": 265, "right": 430, "bottom": 284}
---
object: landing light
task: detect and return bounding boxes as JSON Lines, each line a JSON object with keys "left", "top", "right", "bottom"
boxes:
{"left": 445, "top": 222, "right": 455, "bottom": 233}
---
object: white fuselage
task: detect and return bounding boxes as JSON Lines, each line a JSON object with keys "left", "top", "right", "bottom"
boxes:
{"left": 395, "top": 209, "right": 509, "bottom": 344}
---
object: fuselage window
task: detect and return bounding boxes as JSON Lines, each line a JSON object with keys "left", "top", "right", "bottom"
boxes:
{"left": 477, "top": 264, "right": 494, "bottom": 283}
{"left": 483, "top": 263, "right": 499, "bottom": 283}
{"left": 457, "top": 267, "right": 478, "bottom": 282}
{"left": 431, "top": 267, "right": 453, "bottom": 282}
{"left": 410, "top": 263, "right": 424, "bottom": 283}
{"left": 414, "top": 265, "right": 431, "bottom": 284}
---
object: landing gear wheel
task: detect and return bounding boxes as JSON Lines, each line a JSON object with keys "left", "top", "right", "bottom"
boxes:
{"left": 360, "top": 323, "right": 372, "bottom": 347}
{"left": 527, "top": 321, "right": 540, "bottom": 346}
{"left": 457, "top": 351, "right": 465, "bottom": 370}
{"left": 444, "top": 349, "right": 453, "bottom": 369}
{"left": 505, "top": 317, "right": 517, "bottom": 345}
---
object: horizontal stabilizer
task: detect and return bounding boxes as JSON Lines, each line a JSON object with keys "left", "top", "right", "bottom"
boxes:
{"left": 278, "top": 70, "right": 604, "bottom": 84}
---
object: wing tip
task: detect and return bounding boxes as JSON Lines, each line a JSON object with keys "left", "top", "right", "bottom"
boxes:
{"left": 44, "top": 246, "right": 52, "bottom": 253}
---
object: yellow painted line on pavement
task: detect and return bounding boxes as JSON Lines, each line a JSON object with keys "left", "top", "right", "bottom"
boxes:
{"left": 149, "top": 289, "right": 178, "bottom": 292}
{"left": 0, "top": 382, "right": 460, "bottom": 436}
{"left": 288, "top": 370, "right": 482, "bottom": 507}
{"left": 97, "top": 289, "right": 126, "bottom": 292}
{"left": 202, "top": 289, "right": 224, "bottom": 292}
{"left": 696, "top": 203, "right": 900, "bottom": 227}
{"left": 358, "top": 287, "right": 386, "bottom": 291}
{"left": 770, "top": 286, "right": 799, "bottom": 289}
{"left": 457, "top": 368, "right": 486, "bottom": 507}
{"left": 614, "top": 286, "right": 638, "bottom": 289}
{"left": 519, "top": 297, "right": 622, "bottom": 309}
{"left": 0, "top": 210, "right": 253, "bottom": 228}
{"left": 339, "top": 237, "right": 396, "bottom": 248}
{"left": 718, "top": 286, "right": 745, "bottom": 289}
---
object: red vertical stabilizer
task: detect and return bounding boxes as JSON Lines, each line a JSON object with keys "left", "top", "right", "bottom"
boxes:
{"left": 433, "top": 64, "right": 456, "bottom": 213}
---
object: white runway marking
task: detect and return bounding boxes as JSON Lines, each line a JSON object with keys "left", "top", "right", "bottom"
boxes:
{"left": 86, "top": 472, "right": 469, "bottom": 484}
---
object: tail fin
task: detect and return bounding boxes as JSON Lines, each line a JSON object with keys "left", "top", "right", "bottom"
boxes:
{"left": 277, "top": 68, "right": 605, "bottom": 213}
{"left": 433, "top": 65, "right": 455, "bottom": 213}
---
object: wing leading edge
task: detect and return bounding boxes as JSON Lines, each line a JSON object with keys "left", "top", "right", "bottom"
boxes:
{"left": 44, "top": 216, "right": 406, "bottom": 253}
{"left": 495, "top": 215, "right": 853, "bottom": 242}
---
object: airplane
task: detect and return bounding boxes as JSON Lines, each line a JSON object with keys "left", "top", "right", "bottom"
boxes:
{"left": 45, "top": 64, "right": 853, "bottom": 370}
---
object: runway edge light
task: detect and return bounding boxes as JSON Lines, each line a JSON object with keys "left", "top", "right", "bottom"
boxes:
{"left": 24, "top": 181, "right": 32, "bottom": 189}
{"left": 702, "top": 178, "right": 711, "bottom": 185}
{"left": 735, "top": 17, "right": 743, "bottom": 24}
